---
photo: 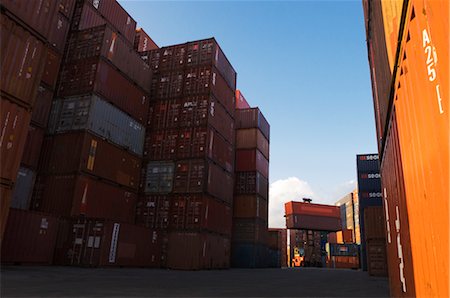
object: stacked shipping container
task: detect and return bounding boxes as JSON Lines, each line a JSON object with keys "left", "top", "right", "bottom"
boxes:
{"left": 364, "top": 0, "right": 448, "bottom": 296}
{"left": 267, "top": 228, "right": 287, "bottom": 267}
{"left": 135, "top": 38, "right": 237, "bottom": 270}
{"left": 231, "top": 95, "right": 270, "bottom": 268}
{"left": 335, "top": 190, "right": 360, "bottom": 244}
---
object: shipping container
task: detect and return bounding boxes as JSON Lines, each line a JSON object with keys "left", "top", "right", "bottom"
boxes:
{"left": 39, "top": 131, "right": 141, "bottom": 189}
{"left": 236, "top": 128, "right": 269, "bottom": 160}
{"left": 33, "top": 174, "right": 137, "bottom": 222}
{"left": 11, "top": 167, "right": 36, "bottom": 210}
{"left": 231, "top": 242, "right": 267, "bottom": 268}
{"left": 285, "top": 201, "right": 340, "bottom": 218}
{"left": 328, "top": 243, "right": 359, "bottom": 257}
{"left": 143, "top": 161, "right": 174, "bottom": 194}
{"left": 65, "top": 25, "right": 151, "bottom": 91}
{"left": 235, "top": 149, "right": 269, "bottom": 179}
{"left": 366, "top": 239, "right": 388, "bottom": 276}
{"left": 232, "top": 218, "right": 267, "bottom": 244}
{"left": 59, "top": 0, "right": 76, "bottom": 19}
{"left": 286, "top": 214, "right": 341, "bottom": 232}
{"left": 235, "top": 90, "right": 251, "bottom": 109}
{"left": 0, "top": 185, "right": 13, "bottom": 241}
{"left": 48, "top": 95, "right": 145, "bottom": 155}
{"left": 0, "top": 98, "right": 31, "bottom": 184}
{"left": 21, "top": 125, "right": 45, "bottom": 170}
{"left": 167, "top": 231, "right": 230, "bottom": 270}
{"left": 31, "top": 85, "right": 54, "bottom": 128}
{"left": 57, "top": 59, "right": 149, "bottom": 124}
{"left": 234, "top": 171, "right": 268, "bottom": 199}
{"left": 1, "top": 14, "right": 46, "bottom": 107}
{"left": 170, "top": 194, "right": 232, "bottom": 236}
{"left": 46, "top": 12, "right": 71, "bottom": 53}
{"left": 327, "top": 232, "right": 337, "bottom": 244}
{"left": 235, "top": 108, "right": 270, "bottom": 140}
{"left": 1, "top": 209, "right": 58, "bottom": 264}
{"left": 328, "top": 256, "right": 359, "bottom": 269}
{"left": 135, "top": 195, "right": 170, "bottom": 230}
{"left": 41, "top": 47, "right": 62, "bottom": 89}
{"left": 363, "top": 206, "right": 385, "bottom": 240}
{"left": 233, "top": 195, "right": 268, "bottom": 221}
{"left": 54, "top": 218, "right": 161, "bottom": 267}
{"left": 72, "top": 0, "right": 137, "bottom": 45}
{"left": 134, "top": 28, "right": 158, "bottom": 52}
{"left": 266, "top": 248, "right": 281, "bottom": 268}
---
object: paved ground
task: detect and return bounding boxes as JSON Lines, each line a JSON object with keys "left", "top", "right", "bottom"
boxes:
{"left": 1, "top": 266, "right": 389, "bottom": 297}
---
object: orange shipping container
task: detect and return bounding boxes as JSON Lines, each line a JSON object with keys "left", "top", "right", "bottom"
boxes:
{"left": 336, "top": 229, "right": 353, "bottom": 244}
{"left": 285, "top": 201, "right": 340, "bottom": 218}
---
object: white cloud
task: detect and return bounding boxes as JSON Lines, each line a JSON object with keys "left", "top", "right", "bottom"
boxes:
{"left": 268, "top": 177, "right": 315, "bottom": 228}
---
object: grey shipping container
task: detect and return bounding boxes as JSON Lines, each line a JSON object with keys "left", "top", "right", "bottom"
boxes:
{"left": 144, "top": 161, "right": 175, "bottom": 194}
{"left": 48, "top": 95, "right": 145, "bottom": 156}
{"left": 11, "top": 167, "right": 36, "bottom": 210}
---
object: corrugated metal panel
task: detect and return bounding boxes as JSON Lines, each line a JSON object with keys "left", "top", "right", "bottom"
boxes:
{"left": 40, "top": 131, "right": 141, "bottom": 189}
{"left": 49, "top": 95, "right": 145, "bottom": 156}
{"left": 1, "top": 14, "right": 46, "bottom": 107}
{"left": 41, "top": 47, "right": 62, "bottom": 89}
{"left": 235, "top": 149, "right": 269, "bottom": 179}
{"left": 236, "top": 128, "right": 269, "bottom": 160}
{"left": 233, "top": 195, "right": 268, "bottom": 221}
{"left": 65, "top": 25, "right": 151, "bottom": 91}
{"left": 34, "top": 174, "right": 137, "bottom": 222}
{"left": 1, "top": 209, "right": 58, "bottom": 264}
{"left": 286, "top": 214, "right": 341, "bottom": 232}
{"left": 31, "top": 85, "right": 54, "bottom": 128}
{"left": 366, "top": 239, "right": 388, "bottom": 276}
{"left": 135, "top": 195, "right": 170, "bottom": 230}
{"left": 235, "top": 108, "right": 270, "bottom": 140}
{"left": 47, "top": 12, "right": 70, "bottom": 52}
{"left": 134, "top": 28, "right": 158, "bottom": 52}
{"left": 143, "top": 161, "right": 174, "bottom": 194}
{"left": 11, "top": 167, "right": 36, "bottom": 210}
{"left": 21, "top": 125, "right": 45, "bottom": 170}
{"left": 234, "top": 171, "right": 268, "bottom": 200}
{"left": 363, "top": 206, "right": 386, "bottom": 240}
{"left": 232, "top": 218, "right": 268, "bottom": 244}
{"left": 57, "top": 58, "right": 149, "bottom": 124}
{"left": 0, "top": 98, "right": 31, "bottom": 183}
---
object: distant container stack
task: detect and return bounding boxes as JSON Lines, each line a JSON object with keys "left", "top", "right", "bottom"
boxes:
{"left": 136, "top": 38, "right": 237, "bottom": 270}
{"left": 335, "top": 190, "right": 360, "bottom": 244}
{"left": 231, "top": 91, "right": 270, "bottom": 268}
{"left": 0, "top": 0, "right": 76, "bottom": 241}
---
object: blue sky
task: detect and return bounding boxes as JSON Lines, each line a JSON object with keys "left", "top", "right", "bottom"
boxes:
{"left": 119, "top": 0, "right": 377, "bottom": 227}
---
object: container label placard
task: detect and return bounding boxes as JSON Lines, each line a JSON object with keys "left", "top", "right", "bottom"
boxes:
{"left": 109, "top": 223, "right": 120, "bottom": 263}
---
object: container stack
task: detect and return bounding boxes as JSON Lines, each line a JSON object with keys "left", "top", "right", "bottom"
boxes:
{"left": 326, "top": 243, "right": 360, "bottom": 269}
{"left": 267, "top": 228, "right": 287, "bottom": 267}
{"left": 0, "top": 0, "right": 75, "bottom": 242}
{"left": 231, "top": 92, "right": 270, "bottom": 268}
{"left": 364, "top": 0, "right": 448, "bottom": 296}
{"left": 335, "top": 190, "right": 360, "bottom": 244}
{"left": 289, "top": 229, "right": 327, "bottom": 267}
{"left": 136, "top": 38, "right": 237, "bottom": 270}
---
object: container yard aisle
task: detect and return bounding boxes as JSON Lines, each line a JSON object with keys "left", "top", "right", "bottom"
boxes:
{"left": 1, "top": 266, "right": 389, "bottom": 297}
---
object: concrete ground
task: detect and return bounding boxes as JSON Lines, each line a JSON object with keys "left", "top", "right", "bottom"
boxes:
{"left": 1, "top": 266, "right": 389, "bottom": 297}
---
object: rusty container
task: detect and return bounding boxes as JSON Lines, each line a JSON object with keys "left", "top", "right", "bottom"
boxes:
{"left": 33, "top": 174, "right": 137, "bottom": 223}
{"left": 134, "top": 28, "right": 158, "bottom": 52}
{"left": 366, "top": 239, "right": 388, "bottom": 277}
{"left": 363, "top": 206, "right": 386, "bottom": 240}
{"left": 135, "top": 195, "right": 170, "bottom": 230}
{"left": 0, "top": 185, "right": 13, "bottom": 241}
{"left": 235, "top": 149, "right": 269, "bottom": 179}
{"left": 233, "top": 195, "right": 268, "bottom": 221}
{"left": 21, "top": 125, "right": 45, "bottom": 170}
{"left": 39, "top": 131, "right": 141, "bottom": 190}
{"left": 65, "top": 25, "right": 151, "bottom": 91}
{"left": 232, "top": 218, "right": 268, "bottom": 244}
{"left": 0, "top": 98, "right": 31, "bottom": 184}
{"left": 1, "top": 14, "right": 46, "bottom": 107}
{"left": 72, "top": 0, "right": 137, "bottom": 45}
{"left": 235, "top": 108, "right": 270, "bottom": 140}
{"left": 1, "top": 209, "right": 59, "bottom": 264}
{"left": 166, "top": 231, "right": 230, "bottom": 270}
{"left": 169, "top": 194, "right": 232, "bottom": 236}
{"left": 236, "top": 128, "right": 269, "bottom": 160}
{"left": 235, "top": 90, "right": 251, "bottom": 109}
{"left": 235, "top": 171, "right": 268, "bottom": 199}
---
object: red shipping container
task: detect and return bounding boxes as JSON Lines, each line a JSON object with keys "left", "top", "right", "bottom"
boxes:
{"left": 233, "top": 195, "right": 268, "bottom": 221}
{"left": 65, "top": 25, "right": 151, "bottom": 91}
{"left": 21, "top": 125, "right": 45, "bottom": 170}
{"left": 329, "top": 256, "right": 359, "bottom": 269}
{"left": 135, "top": 195, "right": 170, "bottom": 230}
{"left": 236, "top": 128, "right": 269, "bottom": 160}
{"left": 72, "top": 1, "right": 136, "bottom": 45}
{"left": 58, "top": 57, "right": 149, "bottom": 124}
{"left": 58, "top": 0, "right": 76, "bottom": 19}
{"left": 41, "top": 47, "right": 62, "bottom": 89}
{"left": 235, "top": 171, "right": 268, "bottom": 199}
{"left": 31, "top": 85, "right": 54, "bottom": 128}
{"left": 328, "top": 232, "right": 338, "bottom": 244}
{"left": 236, "top": 90, "right": 251, "bottom": 109}
{"left": 364, "top": 206, "right": 386, "bottom": 240}
{"left": 1, "top": 209, "right": 58, "bottom": 264}
{"left": 34, "top": 174, "right": 137, "bottom": 222}
{"left": 235, "top": 108, "right": 270, "bottom": 140}
{"left": 40, "top": 131, "right": 141, "bottom": 190}
{"left": 145, "top": 129, "right": 178, "bottom": 160}
{"left": 134, "top": 28, "right": 158, "bottom": 52}
{"left": 285, "top": 201, "right": 340, "bottom": 218}
{"left": 285, "top": 214, "right": 341, "bottom": 232}
{"left": 1, "top": 14, "right": 46, "bottom": 107}
{"left": 47, "top": 12, "right": 71, "bottom": 53}
{"left": 235, "top": 149, "right": 269, "bottom": 179}
{"left": 54, "top": 218, "right": 161, "bottom": 267}
{"left": 0, "top": 98, "right": 31, "bottom": 184}
{"left": 170, "top": 194, "right": 232, "bottom": 236}
{"left": 0, "top": 185, "right": 13, "bottom": 241}
{"left": 167, "top": 231, "right": 230, "bottom": 270}
{"left": 232, "top": 218, "right": 268, "bottom": 244}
